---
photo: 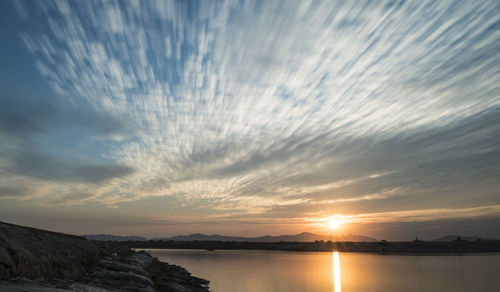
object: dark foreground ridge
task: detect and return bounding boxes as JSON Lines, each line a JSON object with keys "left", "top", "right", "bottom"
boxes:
{"left": 123, "top": 238, "right": 500, "bottom": 254}
{"left": 0, "top": 221, "right": 209, "bottom": 292}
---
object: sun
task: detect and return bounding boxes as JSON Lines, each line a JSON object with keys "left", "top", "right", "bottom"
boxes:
{"left": 327, "top": 218, "right": 343, "bottom": 230}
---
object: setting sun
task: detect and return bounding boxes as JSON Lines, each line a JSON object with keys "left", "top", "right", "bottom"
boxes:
{"left": 327, "top": 219, "right": 343, "bottom": 230}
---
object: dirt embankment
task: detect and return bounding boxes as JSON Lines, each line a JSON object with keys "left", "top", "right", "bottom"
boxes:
{"left": 0, "top": 221, "right": 209, "bottom": 292}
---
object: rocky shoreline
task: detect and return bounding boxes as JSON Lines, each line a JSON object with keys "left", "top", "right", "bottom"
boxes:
{"left": 0, "top": 221, "right": 209, "bottom": 291}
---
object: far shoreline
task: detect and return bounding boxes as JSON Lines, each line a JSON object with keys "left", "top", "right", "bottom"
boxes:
{"left": 139, "top": 247, "right": 500, "bottom": 257}
{"left": 121, "top": 239, "right": 500, "bottom": 254}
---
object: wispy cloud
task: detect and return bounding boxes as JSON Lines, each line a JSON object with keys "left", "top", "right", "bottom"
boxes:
{"left": 312, "top": 205, "right": 500, "bottom": 224}
{"left": 1, "top": 0, "right": 499, "bottom": 236}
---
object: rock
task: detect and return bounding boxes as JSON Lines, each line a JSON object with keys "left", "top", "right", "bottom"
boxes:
{"left": 70, "top": 283, "right": 109, "bottom": 292}
{"left": 147, "top": 258, "right": 209, "bottom": 292}
{"left": 0, "top": 221, "right": 209, "bottom": 292}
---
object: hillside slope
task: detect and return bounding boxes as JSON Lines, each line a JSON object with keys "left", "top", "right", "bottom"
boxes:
{"left": 0, "top": 221, "right": 208, "bottom": 291}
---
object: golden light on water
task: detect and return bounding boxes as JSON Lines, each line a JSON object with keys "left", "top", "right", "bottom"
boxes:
{"left": 333, "top": 251, "right": 341, "bottom": 292}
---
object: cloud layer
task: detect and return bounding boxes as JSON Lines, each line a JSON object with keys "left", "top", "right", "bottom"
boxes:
{"left": 1, "top": 0, "right": 499, "bottom": 236}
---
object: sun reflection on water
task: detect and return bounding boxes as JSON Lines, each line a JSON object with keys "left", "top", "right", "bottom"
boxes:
{"left": 333, "top": 251, "right": 341, "bottom": 292}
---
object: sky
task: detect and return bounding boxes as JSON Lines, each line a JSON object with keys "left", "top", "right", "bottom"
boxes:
{"left": 0, "top": 0, "right": 499, "bottom": 240}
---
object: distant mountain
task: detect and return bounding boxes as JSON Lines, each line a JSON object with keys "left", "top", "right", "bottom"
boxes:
{"left": 155, "top": 232, "right": 377, "bottom": 242}
{"left": 82, "top": 233, "right": 499, "bottom": 243}
{"left": 83, "top": 234, "right": 147, "bottom": 241}
{"left": 432, "top": 235, "right": 497, "bottom": 242}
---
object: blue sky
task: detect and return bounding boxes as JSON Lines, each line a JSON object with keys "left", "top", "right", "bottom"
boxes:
{"left": 0, "top": 0, "right": 499, "bottom": 239}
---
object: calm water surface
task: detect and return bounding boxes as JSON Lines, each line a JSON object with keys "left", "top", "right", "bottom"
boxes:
{"left": 146, "top": 249, "right": 500, "bottom": 292}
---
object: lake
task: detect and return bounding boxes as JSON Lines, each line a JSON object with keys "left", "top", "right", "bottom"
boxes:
{"left": 145, "top": 249, "right": 500, "bottom": 292}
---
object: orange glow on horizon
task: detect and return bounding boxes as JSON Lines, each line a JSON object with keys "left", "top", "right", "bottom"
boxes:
{"left": 327, "top": 218, "right": 343, "bottom": 230}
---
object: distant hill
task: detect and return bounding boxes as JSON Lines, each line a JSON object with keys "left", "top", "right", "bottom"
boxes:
{"left": 432, "top": 235, "right": 497, "bottom": 242}
{"left": 82, "top": 233, "right": 500, "bottom": 243}
{"left": 155, "top": 232, "right": 377, "bottom": 242}
{"left": 83, "top": 234, "right": 148, "bottom": 241}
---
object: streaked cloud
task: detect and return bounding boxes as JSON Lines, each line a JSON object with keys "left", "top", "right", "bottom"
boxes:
{"left": 0, "top": 0, "right": 499, "bottom": 237}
